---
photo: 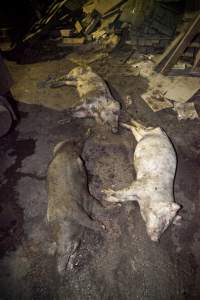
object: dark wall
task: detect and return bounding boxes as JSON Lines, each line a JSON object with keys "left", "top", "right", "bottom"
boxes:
{"left": 185, "top": 0, "right": 200, "bottom": 11}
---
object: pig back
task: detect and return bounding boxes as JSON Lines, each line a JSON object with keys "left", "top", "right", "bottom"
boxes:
{"left": 133, "top": 134, "right": 176, "bottom": 180}
{"left": 47, "top": 149, "right": 87, "bottom": 222}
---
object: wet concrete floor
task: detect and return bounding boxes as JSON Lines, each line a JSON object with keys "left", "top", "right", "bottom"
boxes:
{"left": 0, "top": 50, "right": 200, "bottom": 299}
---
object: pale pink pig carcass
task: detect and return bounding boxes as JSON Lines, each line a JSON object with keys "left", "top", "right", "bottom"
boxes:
{"left": 103, "top": 120, "right": 181, "bottom": 241}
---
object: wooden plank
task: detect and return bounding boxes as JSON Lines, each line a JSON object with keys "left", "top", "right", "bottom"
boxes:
{"left": 62, "top": 37, "right": 85, "bottom": 45}
{"left": 155, "top": 30, "right": 185, "bottom": 72}
{"left": 156, "top": 12, "right": 200, "bottom": 75}
{"left": 94, "top": 0, "right": 125, "bottom": 15}
{"left": 192, "top": 48, "right": 200, "bottom": 71}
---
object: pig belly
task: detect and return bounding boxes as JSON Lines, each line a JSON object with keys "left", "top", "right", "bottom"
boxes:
{"left": 47, "top": 159, "right": 80, "bottom": 222}
{"left": 134, "top": 135, "right": 176, "bottom": 182}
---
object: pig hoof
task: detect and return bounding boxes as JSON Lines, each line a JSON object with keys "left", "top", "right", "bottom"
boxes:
{"left": 102, "top": 189, "right": 119, "bottom": 202}
{"left": 150, "top": 236, "right": 159, "bottom": 242}
{"left": 48, "top": 242, "right": 57, "bottom": 256}
{"left": 173, "top": 215, "right": 182, "bottom": 226}
{"left": 102, "top": 188, "right": 115, "bottom": 196}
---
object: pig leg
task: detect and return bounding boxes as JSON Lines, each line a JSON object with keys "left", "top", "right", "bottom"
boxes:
{"left": 58, "top": 103, "right": 93, "bottom": 125}
{"left": 49, "top": 73, "right": 78, "bottom": 88}
{"left": 74, "top": 207, "right": 106, "bottom": 232}
{"left": 103, "top": 182, "right": 140, "bottom": 203}
{"left": 56, "top": 221, "right": 82, "bottom": 274}
{"left": 173, "top": 214, "right": 182, "bottom": 225}
{"left": 120, "top": 122, "right": 142, "bottom": 142}
{"left": 72, "top": 103, "right": 92, "bottom": 118}
{"left": 84, "top": 194, "right": 117, "bottom": 220}
{"left": 50, "top": 80, "right": 77, "bottom": 88}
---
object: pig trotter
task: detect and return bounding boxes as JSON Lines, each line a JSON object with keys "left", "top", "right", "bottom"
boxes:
{"left": 103, "top": 187, "right": 139, "bottom": 203}
{"left": 57, "top": 240, "right": 81, "bottom": 274}
{"left": 173, "top": 215, "right": 182, "bottom": 226}
{"left": 102, "top": 188, "right": 121, "bottom": 202}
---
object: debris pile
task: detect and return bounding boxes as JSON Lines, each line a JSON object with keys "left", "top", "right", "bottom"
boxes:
{"left": 125, "top": 0, "right": 183, "bottom": 54}
{"left": 155, "top": 12, "right": 200, "bottom": 75}
{"left": 129, "top": 56, "right": 199, "bottom": 120}
{"left": 14, "top": 0, "right": 183, "bottom": 54}
{"left": 19, "top": 0, "right": 128, "bottom": 51}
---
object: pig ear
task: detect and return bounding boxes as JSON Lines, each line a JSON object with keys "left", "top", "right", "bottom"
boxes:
{"left": 156, "top": 202, "right": 180, "bottom": 216}
{"left": 167, "top": 203, "right": 180, "bottom": 220}
{"left": 171, "top": 203, "right": 180, "bottom": 213}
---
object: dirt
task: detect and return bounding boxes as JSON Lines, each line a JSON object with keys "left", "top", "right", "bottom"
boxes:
{"left": 0, "top": 48, "right": 200, "bottom": 299}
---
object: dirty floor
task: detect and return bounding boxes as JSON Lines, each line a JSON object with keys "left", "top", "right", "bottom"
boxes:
{"left": 0, "top": 49, "right": 200, "bottom": 300}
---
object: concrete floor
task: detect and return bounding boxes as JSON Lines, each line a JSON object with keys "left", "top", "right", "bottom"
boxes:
{"left": 0, "top": 49, "right": 200, "bottom": 300}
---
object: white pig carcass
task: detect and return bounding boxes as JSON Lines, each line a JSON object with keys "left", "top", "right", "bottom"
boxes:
{"left": 103, "top": 120, "right": 181, "bottom": 241}
{"left": 50, "top": 66, "right": 120, "bottom": 133}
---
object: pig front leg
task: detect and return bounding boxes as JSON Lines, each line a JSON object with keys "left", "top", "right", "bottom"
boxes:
{"left": 56, "top": 221, "right": 82, "bottom": 274}
{"left": 50, "top": 80, "right": 77, "bottom": 88}
{"left": 102, "top": 184, "right": 139, "bottom": 203}
{"left": 49, "top": 73, "right": 78, "bottom": 88}
{"left": 75, "top": 207, "right": 106, "bottom": 232}
{"left": 58, "top": 103, "right": 93, "bottom": 125}
{"left": 72, "top": 103, "right": 93, "bottom": 119}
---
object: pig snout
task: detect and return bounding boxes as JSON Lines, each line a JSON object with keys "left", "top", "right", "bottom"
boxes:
{"left": 101, "top": 108, "right": 119, "bottom": 133}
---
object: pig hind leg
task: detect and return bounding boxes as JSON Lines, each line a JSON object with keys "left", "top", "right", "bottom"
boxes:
{"left": 56, "top": 221, "right": 82, "bottom": 274}
{"left": 74, "top": 206, "right": 105, "bottom": 232}
{"left": 103, "top": 182, "right": 140, "bottom": 203}
{"left": 72, "top": 103, "right": 93, "bottom": 118}
{"left": 58, "top": 104, "right": 92, "bottom": 124}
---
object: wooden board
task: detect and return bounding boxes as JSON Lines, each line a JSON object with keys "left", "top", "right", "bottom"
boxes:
{"left": 154, "top": 31, "right": 185, "bottom": 72}
{"left": 155, "top": 12, "right": 200, "bottom": 75}
{"left": 192, "top": 48, "right": 200, "bottom": 71}
{"left": 94, "top": 0, "right": 125, "bottom": 15}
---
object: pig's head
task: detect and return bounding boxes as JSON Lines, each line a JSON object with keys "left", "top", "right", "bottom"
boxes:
{"left": 100, "top": 101, "right": 120, "bottom": 133}
{"left": 121, "top": 119, "right": 164, "bottom": 142}
{"left": 67, "top": 66, "right": 92, "bottom": 80}
{"left": 140, "top": 202, "right": 180, "bottom": 242}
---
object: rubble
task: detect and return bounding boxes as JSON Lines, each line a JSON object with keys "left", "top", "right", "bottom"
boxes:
{"left": 164, "top": 77, "right": 200, "bottom": 103}
{"left": 62, "top": 37, "right": 85, "bottom": 45}
{"left": 67, "top": 51, "right": 108, "bottom": 65}
{"left": 128, "top": 56, "right": 200, "bottom": 110}
{"left": 94, "top": 0, "right": 125, "bottom": 16}
{"left": 142, "top": 90, "right": 173, "bottom": 112}
{"left": 10, "top": 0, "right": 183, "bottom": 58}
{"left": 173, "top": 102, "right": 199, "bottom": 120}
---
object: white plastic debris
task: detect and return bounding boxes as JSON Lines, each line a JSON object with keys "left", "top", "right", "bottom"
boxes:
{"left": 173, "top": 102, "right": 199, "bottom": 120}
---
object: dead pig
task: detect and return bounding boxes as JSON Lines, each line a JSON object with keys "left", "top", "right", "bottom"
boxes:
{"left": 49, "top": 66, "right": 120, "bottom": 133}
{"left": 47, "top": 139, "right": 106, "bottom": 274}
{"left": 103, "top": 120, "right": 181, "bottom": 241}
